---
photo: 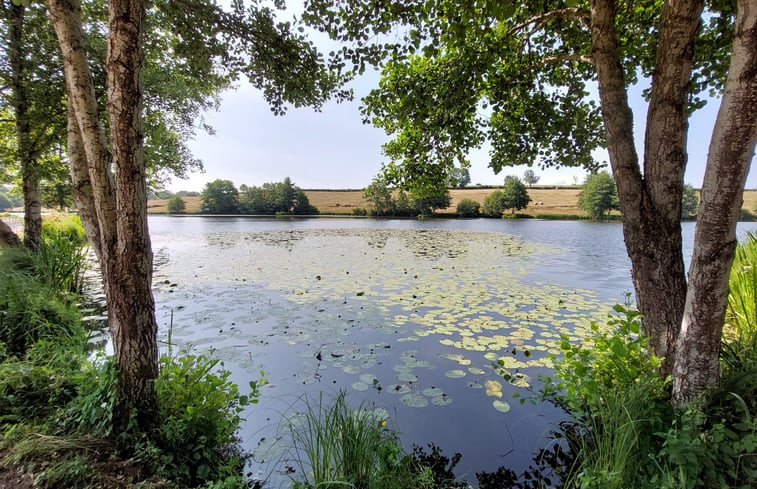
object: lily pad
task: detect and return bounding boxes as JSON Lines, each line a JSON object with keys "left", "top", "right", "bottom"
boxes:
{"left": 445, "top": 369, "right": 466, "bottom": 379}
{"left": 400, "top": 393, "right": 429, "bottom": 408}
{"left": 422, "top": 387, "right": 444, "bottom": 397}
{"left": 493, "top": 400, "right": 511, "bottom": 413}
{"left": 484, "top": 379, "right": 503, "bottom": 398}
{"left": 431, "top": 395, "right": 453, "bottom": 406}
{"left": 252, "top": 436, "right": 287, "bottom": 463}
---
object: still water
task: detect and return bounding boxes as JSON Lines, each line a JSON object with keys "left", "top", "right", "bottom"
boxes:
{"left": 146, "top": 216, "right": 757, "bottom": 487}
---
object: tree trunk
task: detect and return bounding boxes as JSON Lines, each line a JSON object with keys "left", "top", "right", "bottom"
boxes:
{"left": 48, "top": 0, "right": 159, "bottom": 436}
{"left": 21, "top": 164, "right": 42, "bottom": 249}
{"left": 0, "top": 219, "right": 22, "bottom": 247}
{"left": 107, "top": 0, "right": 159, "bottom": 434}
{"left": 7, "top": 2, "right": 42, "bottom": 250}
{"left": 673, "top": 0, "right": 757, "bottom": 406}
{"left": 66, "top": 86, "right": 103, "bottom": 263}
{"left": 590, "top": 0, "right": 702, "bottom": 375}
{"left": 47, "top": 0, "right": 117, "bottom": 262}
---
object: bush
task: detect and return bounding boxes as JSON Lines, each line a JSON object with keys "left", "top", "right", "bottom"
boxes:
{"left": 167, "top": 194, "right": 186, "bottom": 214}
{"left": 137, "top": 351, "right": 266, "bottom": 487}
{"left": 482, "top": 190, "right": 507, "bottom": 217}
{"left": 456, "top": 199, "right": 481, "bottom": 217}
{"left": 539, "top": 293, "right": 757, "bottom": 489}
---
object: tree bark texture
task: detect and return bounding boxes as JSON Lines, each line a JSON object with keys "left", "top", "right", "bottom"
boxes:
{"left": 7, "top": 3, "right": 42, "bottom": 250}
{"left": 589, "top": 0, "right": 701, "bottom": 374}
{"left": 0, "top": 219, "right": 22, "bottom": 247}
{"left": 47, "top": 0, "right": 117, "bottom": 265}
{"left": 107, "top": 0, "right": 159, "bottom": 434}
{"left": 66, "top": 86, "right": 103, "bottom": 263}
{"left": 48, "top": 0, "right": 159, "bottom": 435}
{"left": 673, "top": 0, "right": 757, "bottom": 406}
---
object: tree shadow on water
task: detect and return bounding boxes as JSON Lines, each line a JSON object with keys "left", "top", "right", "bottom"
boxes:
{"left": 414, "top": 423, "right": 577, "bottom": 489}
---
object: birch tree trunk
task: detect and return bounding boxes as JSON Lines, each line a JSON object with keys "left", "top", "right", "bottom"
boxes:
{"left": 673, "top": 0, "right": 757, "bottom": 406}
{"left": 7, "top": 2, "right": 42, "bottom": 250}
{"left": 106, "top": 0, "right": 159, "bottom": 433}
{"left": 48, "top": 0, "right": 159, "bottom": 435}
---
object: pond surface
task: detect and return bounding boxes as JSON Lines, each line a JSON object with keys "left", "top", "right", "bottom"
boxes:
{"left": 147, "top": 216, "right": 756, "bottom": 487}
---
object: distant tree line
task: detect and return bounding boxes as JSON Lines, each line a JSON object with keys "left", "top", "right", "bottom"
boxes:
{"left": 360, "top": 176, "right": 451, "bottom": 217}
{"left": 197, "top": 177, "right": 318, "bottom": 215}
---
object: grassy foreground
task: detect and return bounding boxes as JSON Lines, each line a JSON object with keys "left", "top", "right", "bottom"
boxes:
{"left": 149, "top": 187, "right": 757, "bottom": 218}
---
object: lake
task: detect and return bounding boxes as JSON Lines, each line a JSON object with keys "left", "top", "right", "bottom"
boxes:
{"left": 145, "top": 216, "right": 757, "bottom": 487}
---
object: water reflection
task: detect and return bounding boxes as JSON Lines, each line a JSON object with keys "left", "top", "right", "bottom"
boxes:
{"left": 139, "top": 216, "right": 757, "bottom": 488}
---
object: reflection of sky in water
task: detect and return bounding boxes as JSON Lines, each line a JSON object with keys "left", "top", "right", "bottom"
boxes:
{"left": 146, "top": 216, "right": 757, "bottom": 487}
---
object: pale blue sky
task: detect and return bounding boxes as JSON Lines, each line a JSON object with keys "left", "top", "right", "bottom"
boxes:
{"left": 171, "top": 1, "right": 753, "bottom": 193}
{"left": 173, "top": 74, "right": 747, "bottom": 192}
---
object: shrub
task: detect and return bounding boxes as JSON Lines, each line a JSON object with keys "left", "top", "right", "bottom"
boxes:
{"left": 167, "top": 194, "right": 186, "bottom": 213}
{"left": 539, "top": 299, "right": 670, "bottom": 488}
{"left": 482, "top": 190, "right": 506, "bottom": 217}
{"left": 456, "top": 199, "right": 481, "bottom": 217}
{"left": 137, "top": 351, "right": 266, "bottom": 487}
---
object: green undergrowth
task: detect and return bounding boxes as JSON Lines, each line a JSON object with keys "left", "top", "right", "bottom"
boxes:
{"left": 283, "top": 391, "right": 465, "bottom": 489}
{"left": 1, "top": 218, "right": 264, "bottom": 489}
{"left": 540, "top": 283, "right": 757, "bottom": 488}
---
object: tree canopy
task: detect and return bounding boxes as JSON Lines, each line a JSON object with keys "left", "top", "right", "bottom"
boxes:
{"left": 303, "top": 0, "right": 757, "bottom": 404}
{"left": 201, "top": 179, "right": 239, "bottom": 214}
{"left": 578, "top": 171, "right": 618, "bottom": 220}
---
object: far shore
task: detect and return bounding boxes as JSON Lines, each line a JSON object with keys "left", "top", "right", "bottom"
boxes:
{"left": 146, "top": 186, "right": 757, "bottom": 220}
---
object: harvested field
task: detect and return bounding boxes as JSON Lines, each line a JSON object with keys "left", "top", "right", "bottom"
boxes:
{"left": 147, "top": 188, "right": 757, "bottom": 219}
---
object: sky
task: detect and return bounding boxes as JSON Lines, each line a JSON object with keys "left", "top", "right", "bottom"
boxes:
{"left": 170, "top": 38, "right": 751, "bottom": 193}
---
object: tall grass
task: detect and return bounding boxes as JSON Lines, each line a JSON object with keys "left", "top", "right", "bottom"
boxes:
{"left": 566, "top": 380, "right": 662, "bottom": 489}
{"left": 725, "top": 231, "right": 757, "bottom": 369}
{"left": 286, "top": 391, "right": 432, "bottom": 489}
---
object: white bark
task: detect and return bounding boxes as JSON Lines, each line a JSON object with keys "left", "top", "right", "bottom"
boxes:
{"left": 673, "top": 0, "right": 757, "bottom": 406}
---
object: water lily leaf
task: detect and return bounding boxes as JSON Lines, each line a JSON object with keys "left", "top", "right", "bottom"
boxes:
{"left": 431, "top": 395, "right": 453, "bottom": 406}
{"left": 400, "top": 393, "right": 429, "bottom": 408}
{"left": 422, "top": 387, "right": 444, "bottom": 397}
{"left": 352, "top": 382, "right": 370, "bottom": 392}
{"left": 493, "top": 400, "right": 511, "bottom": 413}
{"left": 252, "top": 436, "right": 287, "bottom": 463}
{"left": 484, "top": 379, "right": 503, "bottom": 398}
{"left": 359, "top": 373, "right": 378, "bottom": 385}
{"left": 445, "top": 369, "right": 466, "bottom": 379}
{"left": 396, "top": 372, "right": 417, "bottom": 383}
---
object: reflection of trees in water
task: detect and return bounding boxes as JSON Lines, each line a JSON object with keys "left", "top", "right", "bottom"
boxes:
{"left": 416, "top": 427, "right": 575, "bottom": 489}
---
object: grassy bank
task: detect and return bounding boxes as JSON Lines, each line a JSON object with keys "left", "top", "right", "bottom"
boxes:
{"left": 0, "top": 216, "right": 264, "bottom": 489}
{"left": 149, "top": 187, "right": 757, "bottom": 219}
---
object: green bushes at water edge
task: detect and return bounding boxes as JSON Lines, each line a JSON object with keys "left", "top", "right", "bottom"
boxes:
{"left": 0, "top": 220, "right": 264, "bottom": 488}
{"left": 540, "top": 288, "right": 757, "bottom": 488}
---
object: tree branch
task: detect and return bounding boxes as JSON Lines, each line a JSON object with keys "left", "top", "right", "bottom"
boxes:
{"left": 542, "top": 53, "right": 594, "bottom": 66}
{"left": 508, "top": 8, "right": 592, "bottom": 36}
